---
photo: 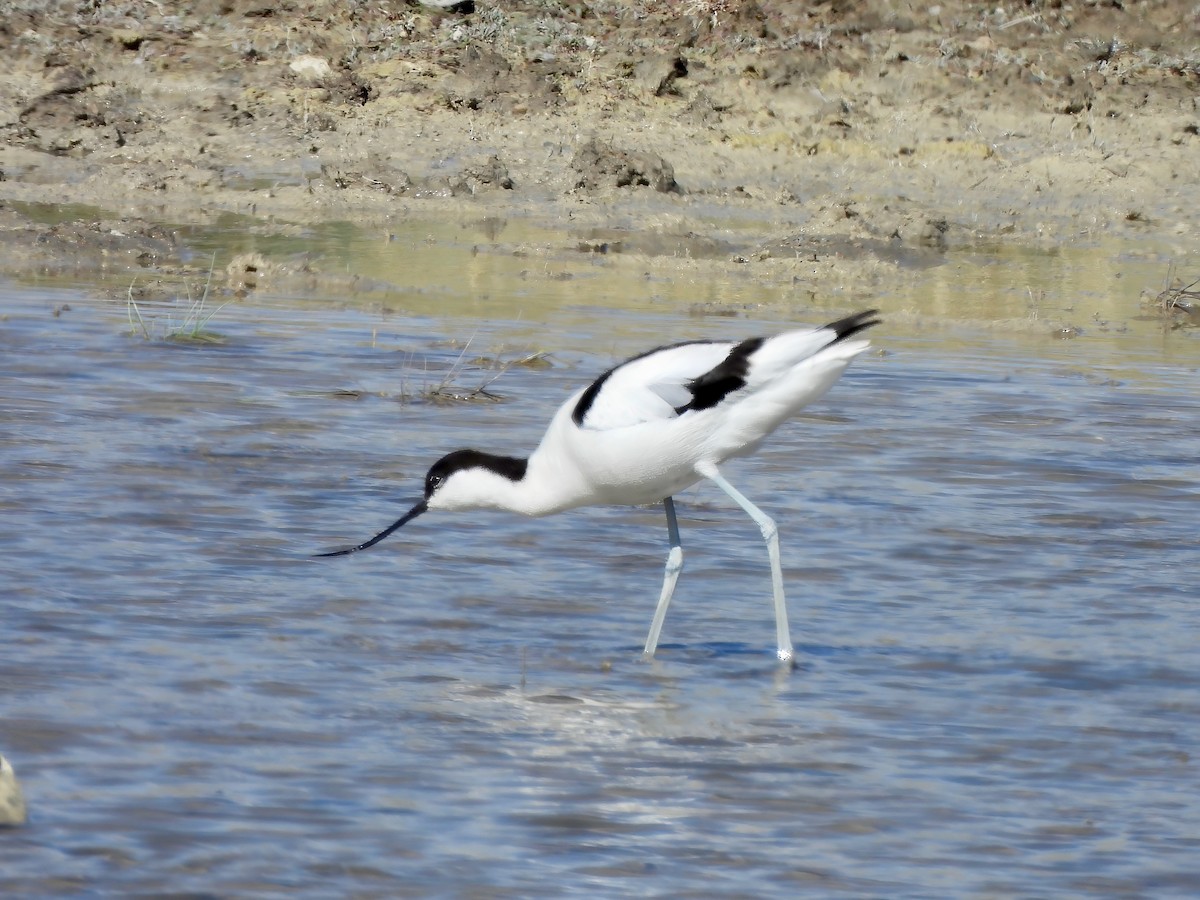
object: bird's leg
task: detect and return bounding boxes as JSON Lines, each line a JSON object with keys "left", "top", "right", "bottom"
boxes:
{"left": 643, "top": 496, "right": 683, "bottom": 658}
{"left": 696, "top": 463, "right": 795, "bottom": 664}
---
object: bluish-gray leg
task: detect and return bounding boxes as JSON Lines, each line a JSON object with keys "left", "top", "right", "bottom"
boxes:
{"left": 696, "top": 463, "right": 794, "bottom": 663}
{"left": 643, "top": 497, "right": 683, "bottom": 658}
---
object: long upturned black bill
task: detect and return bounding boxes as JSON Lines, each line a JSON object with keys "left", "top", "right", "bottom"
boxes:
{"left": 314, "top": 499, "right": 428, "bottom": 557}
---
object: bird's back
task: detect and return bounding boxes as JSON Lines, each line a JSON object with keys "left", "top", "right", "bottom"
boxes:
{"left": 531, "top": 312, "right": 877, "bottom": 510}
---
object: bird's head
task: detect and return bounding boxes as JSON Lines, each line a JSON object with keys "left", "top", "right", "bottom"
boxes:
{"left": 315, "top": 449, "right": 529, "bottom": 557}
{"left": 422, "top": 449, "right": 529, "bottom": 512}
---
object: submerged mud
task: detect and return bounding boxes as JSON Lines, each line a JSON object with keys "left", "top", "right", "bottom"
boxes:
{"left": 0, "top": 1, "right": 1197, "bottom": 323}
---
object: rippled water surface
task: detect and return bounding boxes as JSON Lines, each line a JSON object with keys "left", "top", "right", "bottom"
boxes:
{"left": 2, "top": 248, "right": 1198, "bottom": 896}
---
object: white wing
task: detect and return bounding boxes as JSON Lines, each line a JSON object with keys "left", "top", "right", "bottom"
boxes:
{"left": 571, "top": 311, "right": 878, "bottom": 432}
{"left": 573, "top": 341, "right": 736, "bottom": 431}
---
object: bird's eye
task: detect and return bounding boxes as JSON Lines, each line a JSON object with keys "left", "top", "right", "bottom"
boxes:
{"left": 428, "top": 475, "right": 442, "bottom": 490}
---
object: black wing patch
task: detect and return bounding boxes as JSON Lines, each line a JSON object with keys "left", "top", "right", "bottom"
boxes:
{"left": 571, "top": 339, "right": 719, "bottom": 427}
{"left": 571, "top": 369, "right": 612, "bottom": 427}
{"left": 672, "top": 336, "right": 765, "bottom": 415}
{"left": 571, "top": 310, "right": 878, "bottom": 427}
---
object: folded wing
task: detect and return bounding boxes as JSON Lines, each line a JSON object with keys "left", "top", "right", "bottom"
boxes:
{"left": 572, "top": 310, "right": 879, "bottom": 432}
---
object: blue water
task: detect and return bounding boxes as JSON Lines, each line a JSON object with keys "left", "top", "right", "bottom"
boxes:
{"left": 1, "top": 283, "right": 1198, "bottom": 896}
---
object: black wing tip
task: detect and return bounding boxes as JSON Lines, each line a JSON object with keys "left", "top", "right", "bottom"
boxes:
{"left": 825, "top": 309, "right": 881, "bottom": 343}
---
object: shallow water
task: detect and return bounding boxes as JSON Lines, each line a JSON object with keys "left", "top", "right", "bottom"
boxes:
{"left": 1, "top": 243, "right": 1199, "bottom": 896}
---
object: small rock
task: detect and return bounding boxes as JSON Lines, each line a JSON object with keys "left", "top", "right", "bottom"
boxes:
{"left": 289, "top": 55, "right": 333, "bottom": 84}
{"left": 571, "top": 139, "right": 679, "bottom": 194}
{"left": 634, "top": 54, "right": 688, "bottom": 97}
{"left": 418, "top": 0, "right": 475, "bottom": 11}
{"left": 919, "top": 217, "right": 950, "bottom": 249}
{"left": 448, "top": 156, "right": 514, "bottom": 195}
{"left": 111, "top": 29, "right": 145, "bottom": 51}
{"left": 0, "top": 755, "right": 26, "bottom": 827}
{"left": 226, "top": 252, "right": 274, "bottom": 293}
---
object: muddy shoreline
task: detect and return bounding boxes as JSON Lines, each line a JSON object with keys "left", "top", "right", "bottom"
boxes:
{"left": 0, "top": 1, "right": 1197, "bottom": 312}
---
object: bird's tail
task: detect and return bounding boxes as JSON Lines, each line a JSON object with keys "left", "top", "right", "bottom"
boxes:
{"left": 825, "top": 309, "right": 881, "bottom": 344}
{"left": 746, "top": 310, "right": 879, "bottom": 387}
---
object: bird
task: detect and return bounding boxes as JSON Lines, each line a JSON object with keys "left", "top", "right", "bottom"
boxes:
{"left": 317, "top": 309, "right": 879, "bottom": 662}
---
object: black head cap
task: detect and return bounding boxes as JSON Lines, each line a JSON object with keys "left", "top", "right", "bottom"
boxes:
{"left": 424, "top": 449, "right": 528, "bottom": 499}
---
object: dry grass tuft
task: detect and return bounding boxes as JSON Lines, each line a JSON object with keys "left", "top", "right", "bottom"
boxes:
{"left": 1145, "top": 266, "right": 1200, "bottom": 328}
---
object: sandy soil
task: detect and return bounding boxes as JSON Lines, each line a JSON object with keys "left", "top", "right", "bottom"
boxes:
{"left": 0, "top": 1, "right": 1197, "bottom": 307}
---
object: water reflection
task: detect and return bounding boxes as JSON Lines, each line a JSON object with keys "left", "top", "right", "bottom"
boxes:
{"left": 0, "top": 257, "right": 1197, "bottom": 894}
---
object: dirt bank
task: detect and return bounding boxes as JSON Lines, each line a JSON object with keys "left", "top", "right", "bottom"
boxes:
{"left": 0, "top": 1, "right": 1197, "bottom": 305}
